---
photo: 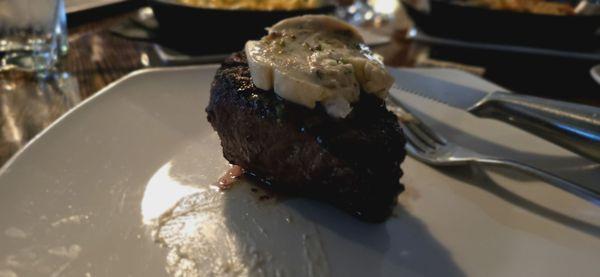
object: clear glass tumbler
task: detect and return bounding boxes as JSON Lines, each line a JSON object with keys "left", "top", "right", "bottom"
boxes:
{"left": 0, "top": 0, "right": 68, "bottom": 72}
{"left": 338, "top": 0, "right": 399, "bottom": 25}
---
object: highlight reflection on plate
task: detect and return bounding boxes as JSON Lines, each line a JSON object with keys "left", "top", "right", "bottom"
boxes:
{"left": 141, "top": 162, "right": 205, "bottom": 224}
{"left": 140, "top": 157, "right": 329, "bottom": 276}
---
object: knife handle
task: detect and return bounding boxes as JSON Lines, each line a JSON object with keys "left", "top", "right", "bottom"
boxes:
{"left": 470, "top": 91, "right": 600, "bottom": 163}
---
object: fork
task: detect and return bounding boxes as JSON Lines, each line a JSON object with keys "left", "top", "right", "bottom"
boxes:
{"left": 388, "top": 100, "right": 600, "bottom": 206}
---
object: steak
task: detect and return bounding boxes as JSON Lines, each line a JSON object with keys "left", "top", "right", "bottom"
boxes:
{"left": 206, "top": 52, "right": 406, "bottom": 222}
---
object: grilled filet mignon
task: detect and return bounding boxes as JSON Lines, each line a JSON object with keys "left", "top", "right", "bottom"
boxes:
{"left": 206, "top": 52, "right": 406, "bottom": 222}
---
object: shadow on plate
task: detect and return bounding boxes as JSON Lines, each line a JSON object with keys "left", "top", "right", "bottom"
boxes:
{"left": 432, "top": 165, "right": 600, "bottom": 239}
{"left": 152, "top": 153, "right": 465, "bottom": 276}
{"left": 282, "top": 197, "right": 467, "bottom": 277}
{"left": 399, "top": 111, "right": 600, "bottom": 238}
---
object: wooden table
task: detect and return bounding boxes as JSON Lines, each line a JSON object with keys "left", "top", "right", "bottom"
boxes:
{"left": 0, "top": 5, "right": 598, "bottom": 166}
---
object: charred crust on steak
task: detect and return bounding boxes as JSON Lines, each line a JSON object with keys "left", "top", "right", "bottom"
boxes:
{"left": 206, "top": 52, "right": 406, "bottom": 222}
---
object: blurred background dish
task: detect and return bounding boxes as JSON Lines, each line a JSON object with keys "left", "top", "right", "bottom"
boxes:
{"left": 401, "top": 0, "right": 600, "bottom": 51}
{"left": 175, "top": 0, "right": 324, "bottom": 10}
{"left": 147, "top": 0, "right": 336, "bottom": 54}
{"left": 459, "top": 0, "right": 576, "bottom": 15}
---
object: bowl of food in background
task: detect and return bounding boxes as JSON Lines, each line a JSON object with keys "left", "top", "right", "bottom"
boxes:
{"left": 147, "top": 0, "right": 336, "bottom": 54}
{"left": 401, "top": 0, "right": 600, "bottom": 51}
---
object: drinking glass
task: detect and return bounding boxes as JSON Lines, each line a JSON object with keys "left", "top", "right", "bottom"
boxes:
{"left": 0, "top": 0, "right": 68, "bottom": 72}
{"left": 338, "top": 0, "right": 400, "bottom": 25}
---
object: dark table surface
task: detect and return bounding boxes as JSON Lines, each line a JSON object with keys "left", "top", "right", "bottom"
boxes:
{"left": 0, "top": 2, "right": 598, "bottom": 166}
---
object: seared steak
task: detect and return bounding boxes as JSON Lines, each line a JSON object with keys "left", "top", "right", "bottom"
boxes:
{"left": 206, "top": 52, "right": 406, "bottom": 222}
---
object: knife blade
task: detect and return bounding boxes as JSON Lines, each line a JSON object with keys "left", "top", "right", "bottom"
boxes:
{"left": 389, "top": 69, "right": 600, "bottom": 163}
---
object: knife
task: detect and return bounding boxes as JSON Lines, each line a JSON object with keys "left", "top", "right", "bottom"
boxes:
{"left": 389, "top": 69, "right": 600, "bottom": 163}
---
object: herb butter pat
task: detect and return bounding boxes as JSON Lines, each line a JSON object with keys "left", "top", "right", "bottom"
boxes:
{"left": 245, "top": 15, "right": 394, "bottom": 118}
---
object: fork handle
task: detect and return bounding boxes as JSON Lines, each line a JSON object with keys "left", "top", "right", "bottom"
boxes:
{"left": 479, "top": 158, "right": 600, "bottom": 206}
{"left": 470, "top": 91, "right": 600, "bottom": 163}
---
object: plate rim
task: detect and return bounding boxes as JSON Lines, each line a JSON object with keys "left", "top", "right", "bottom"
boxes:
{"left": 0, "top": 64, "right": 221, "bottom": 177}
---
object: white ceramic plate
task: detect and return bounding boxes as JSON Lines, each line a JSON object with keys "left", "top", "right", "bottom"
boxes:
{"left": 0, "top": 65, "right": 599, "bottom": 277}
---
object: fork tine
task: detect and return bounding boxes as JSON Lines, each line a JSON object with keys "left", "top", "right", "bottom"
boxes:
{"left": 386, "top": 97, "right": 447, "bottom": 147}
{"left": 405, "top": 121, "right": 438, "bottom": 149}
{"left": 402, "top": 122, "right": 433, "bottom": 153}
{"left": 412, "top": 120, "right": 447, "bottom": 146}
